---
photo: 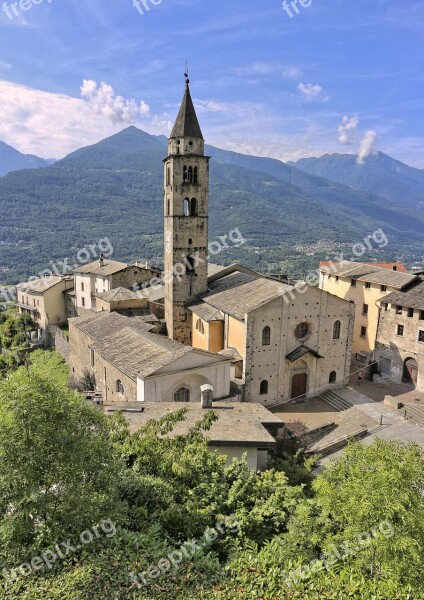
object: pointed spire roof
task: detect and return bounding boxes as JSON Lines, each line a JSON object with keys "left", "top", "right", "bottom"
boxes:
{"left": 170, "top": 81, "right": 204, "bottom": 140}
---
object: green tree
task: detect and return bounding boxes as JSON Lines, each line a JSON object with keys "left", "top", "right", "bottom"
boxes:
{"left": 0, "top": 369, "right": 124, "bottom": 558}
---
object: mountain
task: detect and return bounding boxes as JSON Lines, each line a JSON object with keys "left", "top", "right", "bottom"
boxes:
{"left": 0, "top": 141, "right": 52, "bottom": 177}
{"left": 289, "top": 152, "right": 424, "bottom": 212}
{"left": 1, "top": 127, "right": 424, "bottom": 284}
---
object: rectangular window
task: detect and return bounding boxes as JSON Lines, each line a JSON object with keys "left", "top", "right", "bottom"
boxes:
{"left": 81, "top": 282, "right": 84, "bottom": 291}
{"left": 420, "top": 311, "right": 424, "bottom": 321}
{"left": 360, "top": 326, "right": 367, "bottom": 338}
{"left": 419, "top": 331, "right": 424, "bottom": 343}
{"left": 408, "top": 308, "right": 414, "bottom": 318}
{"left": 396, "top": 306, "right": 402, "bottom": 315}
{"left": 381, "top": 285, "right": 387, "bottom": 292}
{"left": 363, "top": 304, "right": 369, "bottom": 315}
{"left": 365, "top": 282, "right": 371, "bottom": 289}
{"left": 82, "top": 298, "right": 85, "bottom": 307}
{"left": 336, "top": 276, "right": 339, "bottom": 282}
{"left": 397, "top": 325, "right": 404, "bottom": 336}
{"left": 351, "top": 279, "right": 356, "bottom": 287}
{"left": 90, "top": 349, "right": 95, "bottom": 367}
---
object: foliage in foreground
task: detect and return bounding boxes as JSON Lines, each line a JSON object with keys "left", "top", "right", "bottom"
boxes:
{"left": 0, "top": 357, "right": 422, "bottom": 599}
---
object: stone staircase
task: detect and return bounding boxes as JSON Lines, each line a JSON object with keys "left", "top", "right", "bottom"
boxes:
{"left": 319, "top": 390, "right": 353, "bottom": 412}
{"left": 307, "top": 407, "right": 380, "bottom": 456}
{"left": 399, "top": 404, "right": 424, "bottom": 429}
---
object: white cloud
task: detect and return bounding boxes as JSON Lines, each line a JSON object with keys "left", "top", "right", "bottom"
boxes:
{"left": 193, "top": 99, "right": 230, "bottom": 113}
{"left": 237, "top": 62, "right": 302, "bottom": 79}
{"left": 297, "top": 83, "right": 329, "bottom": 102}
{"left": 80, "top": 79, "right": 150, "bottom": 124}
{"left": 357, "top": 130, "right": 378, "bottom": 164}
{"left": 338, "top": 115, "right": 359, "bottom": 145}
{"left": 0, "top": 80, "right": 157, "bottom": 158}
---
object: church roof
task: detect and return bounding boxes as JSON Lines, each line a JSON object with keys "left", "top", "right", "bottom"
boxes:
{"left": 201, "top": 270, "right": 293, "bottom": 321}
{"left": 170, "top": 84, "right": 203, "bottom": 140}
{"left": 96, "top": 287, "right": 143, "bottom": 302}
{"left": 73, "top": 259, "right": 129, "bottom": 276}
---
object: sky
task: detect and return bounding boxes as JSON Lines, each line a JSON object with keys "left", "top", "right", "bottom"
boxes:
{"left": 0, "top": 0, "right": 423, "bottom": 166}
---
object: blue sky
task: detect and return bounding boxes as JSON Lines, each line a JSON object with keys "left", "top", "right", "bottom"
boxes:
{"left": 0, "top": 0, "right": 423, "bottom": 166}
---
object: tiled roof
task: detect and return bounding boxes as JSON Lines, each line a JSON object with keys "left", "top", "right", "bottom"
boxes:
{"left": 286, "top": 345, "right": 324, "bottom": 363}
{"left": 96, "top": 287, "right": 144, "bottom": 302}
{"left": 17, "top": 276, "right": 65, "bottom": 293}
{"left": 73, "top": 259, "right": 128, "bottom": 276}
{"left": 104, "top": 401, "right": 283, "bottom": 448}
{"left": 380, "top": 278, "right": 424, "bottom": 311}
{"left": 320, "top": 260, "right": 416, "bottom": 290}
{"left": 218, "top": 347, "right": 243, "bottom": 362}
{"left": 190, "top": 303, "right": 224, "bottom": 322}
{"left": 170, "top": 84, "right": 203, "bottom": 139}
{"left": 69, "top": 312, "right": 153, "bottom": 342}
{"left": 91, "top": 327, "right": 193, "bottom": 381}
{"left": 202, "top": 271, "right": 293, "bottom": 321}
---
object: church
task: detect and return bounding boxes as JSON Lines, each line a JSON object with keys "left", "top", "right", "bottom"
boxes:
{"left": 160, "top": 75, "right": 354, "bottom": 405}
{"left": 20, "top": 75, "right": 355, "bottom": 407}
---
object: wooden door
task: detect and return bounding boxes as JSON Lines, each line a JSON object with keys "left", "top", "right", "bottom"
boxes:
{"left": 291, "top": 373, "right": 307, "bottom": 399}
{"left": 403, "top": 359, "right": 418, "bottom": 387}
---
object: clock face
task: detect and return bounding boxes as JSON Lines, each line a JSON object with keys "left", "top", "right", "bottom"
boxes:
{"left": 166, "top": 231, "right": 171, "bottom": 253}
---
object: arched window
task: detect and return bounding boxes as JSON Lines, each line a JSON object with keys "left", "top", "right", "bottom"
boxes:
{"left": 196, "top": 318, "right": 204, "bottom": 334}
{"left": 190, "top": 198, "right": 198, "bottom": 216}
{"left": 188, "top": 166, "right": 193, "bottom": 183}
{"left": 193, "top": 166, "right": 198, "bottom": 184}
{"left": 262, "top": 326, "right": 271, "bottom": 346}
{"left": 174, "top": 387, "right": 190, "bottom": 402}
{"left": 115, "top": 379, "right": 124, "bottom": 394}
{"left": 186, "top": 255, "right": 195, "bottom": 274}
{"left": 184, "top": 198, "right": 190, "bottom": 216}
{"left": 260, "top": 380, "right": 269, "bottom": 395}
{"left": 333, "top": 320, "right": 341, "bottom": 340}
{"left": 329, "top": 371, "right": 337, "bottom": 384}
{"left": 183, "top": 166, "right": 188, "bottom": 182}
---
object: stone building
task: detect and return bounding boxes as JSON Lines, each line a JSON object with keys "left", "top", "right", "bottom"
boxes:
{"left": 190, "top": 267, "right": 355, "bottom": 405}
{"left": 16, "top": 276, "right": 74, "bottom": 343}
{"left": 375, "top": 277, "right": 424, "bottom": 391}
{"left": 319, "top": 260, "right": 417, "bottom": 366}
{"left": 69, "top": 311, "right": 231, "bottom": 403}
{"left": 73, "top": 257, "right": 161, "bottom": 313}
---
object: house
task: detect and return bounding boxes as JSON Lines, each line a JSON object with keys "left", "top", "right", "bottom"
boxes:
{"left": 104, "top": 390, "right": 284, "bottom": 471}
{"left": 375, "top": 277, "right": 424, "bottom": 391}
{"left": 319, "top": 260, "right": 417, "bottom": 367}
{"left": 16, "top": 276, "right": 74, "bottom": 344}
{"left": 73, "top": 257, "right": 161, "bottom": 313}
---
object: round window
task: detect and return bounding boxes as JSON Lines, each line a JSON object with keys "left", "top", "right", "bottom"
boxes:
{"left": 295, "top": 322, "right": 310, "bottom": 340}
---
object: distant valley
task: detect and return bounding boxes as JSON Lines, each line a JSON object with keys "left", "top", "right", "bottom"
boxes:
{"left": 0, "top": 127, "right": 423, "bottom": 284}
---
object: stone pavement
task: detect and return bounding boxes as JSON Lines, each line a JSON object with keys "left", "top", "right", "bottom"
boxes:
{"left": 318, "top": 386, "right": 424, "bottom": 466}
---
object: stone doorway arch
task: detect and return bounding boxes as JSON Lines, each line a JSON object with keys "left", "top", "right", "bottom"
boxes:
{"left": 402, "top": 358, "right": 418, "bottom": 387}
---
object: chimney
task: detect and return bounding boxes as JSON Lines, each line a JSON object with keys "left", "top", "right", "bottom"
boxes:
{"left": 99, "top": 253, "right": 104, "bottom": 267}
{"left": 201, "top": 384, "right": 214, "bottom": 409}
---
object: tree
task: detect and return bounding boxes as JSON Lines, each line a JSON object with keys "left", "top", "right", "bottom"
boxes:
{"left": 0, "top": 369, "right": 124, "bottom": 558}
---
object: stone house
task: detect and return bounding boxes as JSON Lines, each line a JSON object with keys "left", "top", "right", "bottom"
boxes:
{"left": 319, "top": 260, "right": 417, "bottom": 366}
{"left": 375, "top": 276, "right": 424, "bottom": 391}
{"left": 73, "top": 257, "right": 161, "bottom": 313}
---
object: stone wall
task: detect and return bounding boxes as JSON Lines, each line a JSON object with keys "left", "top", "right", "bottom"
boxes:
{"left": 50, "top": 326, "right": 70, "bottom": 363}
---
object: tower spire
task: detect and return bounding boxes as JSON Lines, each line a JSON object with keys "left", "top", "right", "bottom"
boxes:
{"left": 170, "top": 68, "right": 203, "bottom": 140}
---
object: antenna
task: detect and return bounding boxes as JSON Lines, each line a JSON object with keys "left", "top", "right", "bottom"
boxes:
{"left": 184, "top": 60, "right": 189, "bottom": 87}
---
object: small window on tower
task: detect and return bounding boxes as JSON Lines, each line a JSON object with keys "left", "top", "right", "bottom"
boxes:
{"left": 186, "top": 256, "right": 196, "bottom": 274}
{"left": 193, "top": 166, "right": 198, "bottom": 184}
{"left": 183, "top": 166, "right": 188, "bottom": 182}
{"left": 184, "top": 198, "right": 190, "bottom": 216}
{"left": 188, "top": 166, "right": 193, "bottom": 183}
{"left": 190, "top": 198, "right": 198, "bottom": 216}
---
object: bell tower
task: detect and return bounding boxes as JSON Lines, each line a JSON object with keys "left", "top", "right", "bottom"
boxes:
{"left": 164, "top": 74, "right": 210, "bottom": 345}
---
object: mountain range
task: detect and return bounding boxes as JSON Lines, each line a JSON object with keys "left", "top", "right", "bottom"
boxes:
{"left": 0, "top": 127, "right": 423, "bottom": 284}
{"left": 0, "top": 141, "right": 53, "bottom": 177}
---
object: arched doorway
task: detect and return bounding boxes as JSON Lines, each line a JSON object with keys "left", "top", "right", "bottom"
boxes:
{"left": 403, "top": 358, "right": 418, "bottom": 387}
{"left": 291, "top": 373, "right": 307, "bottom": 400}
